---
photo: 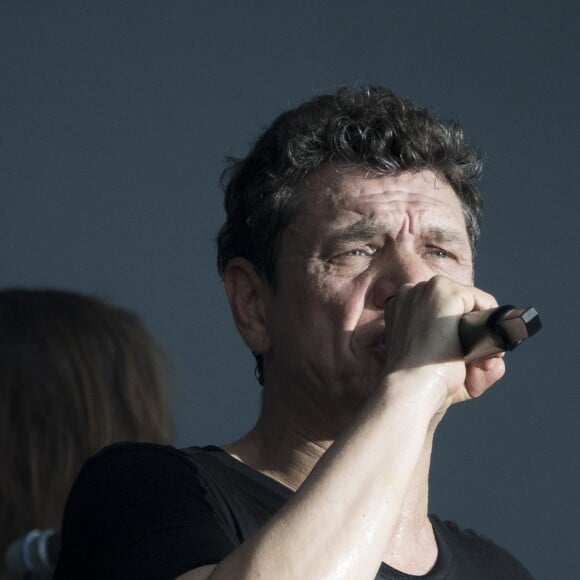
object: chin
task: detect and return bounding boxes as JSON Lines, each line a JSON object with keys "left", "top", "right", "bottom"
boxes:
{"left": 340, "top": 362, "right": 383, "bottom": 402}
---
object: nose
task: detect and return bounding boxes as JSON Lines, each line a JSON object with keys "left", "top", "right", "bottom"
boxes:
{"left": 372, "top": 250, "right": 432, "bottom": 309}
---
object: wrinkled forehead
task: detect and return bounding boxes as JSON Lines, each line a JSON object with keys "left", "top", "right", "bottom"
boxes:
{"left": 293, "top": 164, "right": 466, "bottom": 225}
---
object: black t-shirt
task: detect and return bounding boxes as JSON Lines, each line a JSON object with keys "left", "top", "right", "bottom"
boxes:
{"left": 54, "top": 442, "right": 533, "bottom": 580}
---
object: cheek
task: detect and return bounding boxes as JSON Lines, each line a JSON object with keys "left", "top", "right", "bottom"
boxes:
{"left": 426, "top": 257, "right": 473, "bottom": 286}
{"left": 273, "top": 262, "right": 372, "bottom": 343}
{"left": 451, "top": 263, "right": 474, "bottom": 286}
{"left": 314, "top": 274, "right": 372, "bottom": 332}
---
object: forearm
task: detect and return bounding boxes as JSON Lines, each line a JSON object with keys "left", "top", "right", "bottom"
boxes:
{"left": 180, "top": 371, "right": 442, "bottom": 580}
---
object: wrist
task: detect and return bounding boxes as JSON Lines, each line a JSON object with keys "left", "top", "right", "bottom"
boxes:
{"left": 378, "top": 367, "right": 449, "bottom": 420}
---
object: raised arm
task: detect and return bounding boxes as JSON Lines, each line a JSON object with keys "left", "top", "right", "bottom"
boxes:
{"left": 178, "top": 277, "right": 505, "bottom": 580}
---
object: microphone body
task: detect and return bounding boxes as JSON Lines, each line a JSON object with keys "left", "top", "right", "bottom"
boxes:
{"left": 4, "top": 528, "right": 60, "bottom": 579}
{"left": 459, "top": 305, "right": 541, "bottom": 364}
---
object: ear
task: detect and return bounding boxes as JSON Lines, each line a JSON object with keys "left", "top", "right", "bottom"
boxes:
{"left": 223, "top": 257, "right": 271, "bottom": 355}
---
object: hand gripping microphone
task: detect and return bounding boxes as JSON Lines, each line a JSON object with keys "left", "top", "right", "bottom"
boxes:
{"left": 459, "top": 305, "right": 542, "bottom": 364}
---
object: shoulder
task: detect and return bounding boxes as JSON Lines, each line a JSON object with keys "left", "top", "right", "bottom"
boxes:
{"left": 430, "top": 515, "right": 534, "bottom": 578}
{"left": 432, "top": 515, "right": 507, "bottom": 552}
{"left": 82, "top": 441, "right": 195, "bottom": 472}
{"left": 57, "top": 443, "right": 228, "bottom": 579}
{"left": 66, "top": 442, "right": 216, "bottom": 512}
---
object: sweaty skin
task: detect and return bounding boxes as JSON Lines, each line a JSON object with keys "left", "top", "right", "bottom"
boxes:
{"left": 178, "top": 167, "right": 505, "bottom": 580}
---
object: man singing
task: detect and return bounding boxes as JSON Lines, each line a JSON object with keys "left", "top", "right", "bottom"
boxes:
{"left": 55, "top": 86, "right": 533, "bottom": 579}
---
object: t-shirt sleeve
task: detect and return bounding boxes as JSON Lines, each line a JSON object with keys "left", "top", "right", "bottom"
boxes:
{"left": 434, "top": 517, "right": 535, "bottom": 579}
{"left": 54, "top": 442, "right": 236, "bottom": 580}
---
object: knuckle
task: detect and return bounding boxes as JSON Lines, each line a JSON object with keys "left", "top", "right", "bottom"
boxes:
{"left": 425, "top": 275, "right": 451, "bottom": 295}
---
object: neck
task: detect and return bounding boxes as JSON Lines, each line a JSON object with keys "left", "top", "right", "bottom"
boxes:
{"left": 224, "top": 416, "right": 437, "bottom": 573}
{"left": 222, "top": 406, "right": 329, "bottom": 492}
{"left": 223, "top": 388, "right": 436, "bottom": 525}
{"left": 382, "top": 435, "right": 438, "bottom": 573}
{"left": 223, "top": 381, "right": 441, "bottom": 575}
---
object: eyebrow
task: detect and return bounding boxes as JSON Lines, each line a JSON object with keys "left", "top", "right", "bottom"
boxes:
{"left": 319, "top": 220, "right": 470, "bottom": 255}
{"left": 320, "top": 217, "right": 385, "bottom": 252}
{"left": 423, "top": 226, "right": 473, "bottom": 261}
{"left": 424, "top": 226, "right": 468, "bottom": 246}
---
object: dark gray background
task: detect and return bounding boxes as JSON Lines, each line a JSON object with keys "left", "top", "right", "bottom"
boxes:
{"left": 2, "top": 2, "right": 578, "bottom": 578}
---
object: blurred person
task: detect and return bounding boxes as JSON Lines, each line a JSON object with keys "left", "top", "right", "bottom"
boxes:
{"left": 0, "top": 289, "right": 174, "bottom": 579}
{"left": 56, "top": 86, "right": 533, "bottom": 579}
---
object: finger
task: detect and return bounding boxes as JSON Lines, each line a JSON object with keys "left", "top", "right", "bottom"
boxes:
{"left": 465, "top": 356, "right": 506, "bottom": 398}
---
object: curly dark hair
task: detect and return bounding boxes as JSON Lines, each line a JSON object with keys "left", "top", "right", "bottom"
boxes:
{"left": 217, "top": 85, "right": 485, "bottom": 384}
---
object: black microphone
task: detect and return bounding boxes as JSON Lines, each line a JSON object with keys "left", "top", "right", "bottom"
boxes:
{"left": 459, "top": 305, "right": 542, "bottom": 364}
{"left": 4, "top": 528, "right": 61, "bottom": 579}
